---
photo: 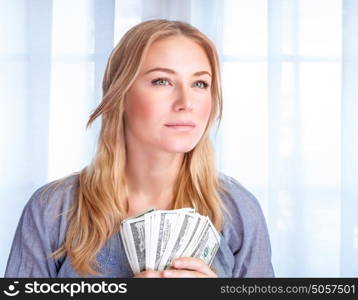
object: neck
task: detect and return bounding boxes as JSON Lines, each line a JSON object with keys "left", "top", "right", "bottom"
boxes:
{"left": 125, "top": 148, "right": 184, "bottom": 215}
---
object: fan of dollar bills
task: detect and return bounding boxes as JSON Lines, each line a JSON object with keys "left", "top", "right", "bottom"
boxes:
{"left": 120, "top": 208, "right": 221, "bottom": 274}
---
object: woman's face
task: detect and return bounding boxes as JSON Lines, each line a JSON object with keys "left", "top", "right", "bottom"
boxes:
{"left": 124, "top": 36, "right": 212, "bottom": 154}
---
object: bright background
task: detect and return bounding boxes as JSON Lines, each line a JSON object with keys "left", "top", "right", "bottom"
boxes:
{"left": 1, "top": 0, "right": 357, "bottom": 277}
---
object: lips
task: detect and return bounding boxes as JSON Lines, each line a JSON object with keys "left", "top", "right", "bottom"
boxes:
{"left": 165, "top": 121, "right": 196, "bottom": 132}
{"left": 165, "top": 121, "right": 196, "bottom": 127}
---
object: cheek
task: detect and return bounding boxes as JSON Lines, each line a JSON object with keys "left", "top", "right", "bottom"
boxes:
{"left": 126, "top": 88, "right": 157, "bottom": 123}
{"left": 198, "top": 97, "right": 212, "bottom": 122}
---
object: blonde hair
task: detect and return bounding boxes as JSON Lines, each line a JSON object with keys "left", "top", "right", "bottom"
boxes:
{"left": 50, "top": 19, "right": 229, "bottom": 276}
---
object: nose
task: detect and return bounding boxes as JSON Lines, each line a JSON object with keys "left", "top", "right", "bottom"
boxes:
{"left": 174, "top": 83, "right": 193, "bottom": 112}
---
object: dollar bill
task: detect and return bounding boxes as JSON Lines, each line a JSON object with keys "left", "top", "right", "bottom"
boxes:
{"left": 158, "top": 212, "right": 198, "bottom": 270}
{"left": 120, "top": 207, "right": 220, "bottom": 274}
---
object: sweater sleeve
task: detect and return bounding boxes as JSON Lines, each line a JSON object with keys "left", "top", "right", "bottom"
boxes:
{"left": 220, "top": 174, "right": 275, "bottom": 277}
{"left": 4, "top": 181, "right": 70, "bottom": 278}
{"left": 232, "top": 199, "right": 275, "bottom": 278}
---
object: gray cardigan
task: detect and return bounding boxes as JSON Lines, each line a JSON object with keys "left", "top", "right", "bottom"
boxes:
{"left": 4, "top": 173, "right": 275, "bottom": 278}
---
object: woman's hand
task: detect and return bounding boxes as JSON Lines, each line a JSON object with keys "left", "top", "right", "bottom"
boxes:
{"left": 134, "top": 257, "right": 217, "bottom": 278}
{"left": 163, "top": 257, "right": 217, "bottom": 278}
{"left": 133, "top": 270, "right": 163, "bottom": 278}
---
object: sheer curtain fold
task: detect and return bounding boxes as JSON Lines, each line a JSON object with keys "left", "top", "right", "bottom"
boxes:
{"left": 27, "top": 0, "right": 53, "bottom": 187}
{"left": 91, "top": 0, "right": 116, "bottom": 156}
{"left": 141, "top": 0, "right": 191, "bottom": 21}
{"left": 341, "top": 0, "right": 358, "bottom": 277}
{"left": 1, "top": 0, "right": 357, "bottom": 277}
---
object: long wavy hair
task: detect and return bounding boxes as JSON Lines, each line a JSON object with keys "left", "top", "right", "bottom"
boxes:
{"left": 48, "top": 19, "right": 229, "bottom": 276}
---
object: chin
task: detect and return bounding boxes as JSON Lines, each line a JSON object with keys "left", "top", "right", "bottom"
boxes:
{"left": 164, "top": 142, "right": 198, "bottom": 154}
{"left": 166, "top": 147, "right": 195, "bottom": 154}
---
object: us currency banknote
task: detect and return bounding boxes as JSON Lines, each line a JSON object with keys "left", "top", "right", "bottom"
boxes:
{"left": 120, "top": 208, "right": 220, "bottom": 274}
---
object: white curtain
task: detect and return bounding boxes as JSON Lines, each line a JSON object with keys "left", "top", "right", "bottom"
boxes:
{"left": 1, "top": 0, "right": 357, "bottom": 277}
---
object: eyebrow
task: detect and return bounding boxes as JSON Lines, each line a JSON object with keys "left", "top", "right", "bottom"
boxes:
{"left": 144, "top": 67, "right": 212, "bottom": 77}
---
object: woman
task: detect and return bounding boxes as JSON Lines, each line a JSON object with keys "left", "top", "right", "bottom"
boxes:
{"left": 4, "top": 19, "right": 274, "bottom": 278}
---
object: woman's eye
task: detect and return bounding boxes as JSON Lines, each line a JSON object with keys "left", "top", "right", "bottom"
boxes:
{"left": 151, "top": 78, "right": 170, "bottom": 86}
{"left": 151, "top": 78, "right": 209, "bottom": 89}
{"left": 195, "top": 81, "right": 209, "bottom": 89}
